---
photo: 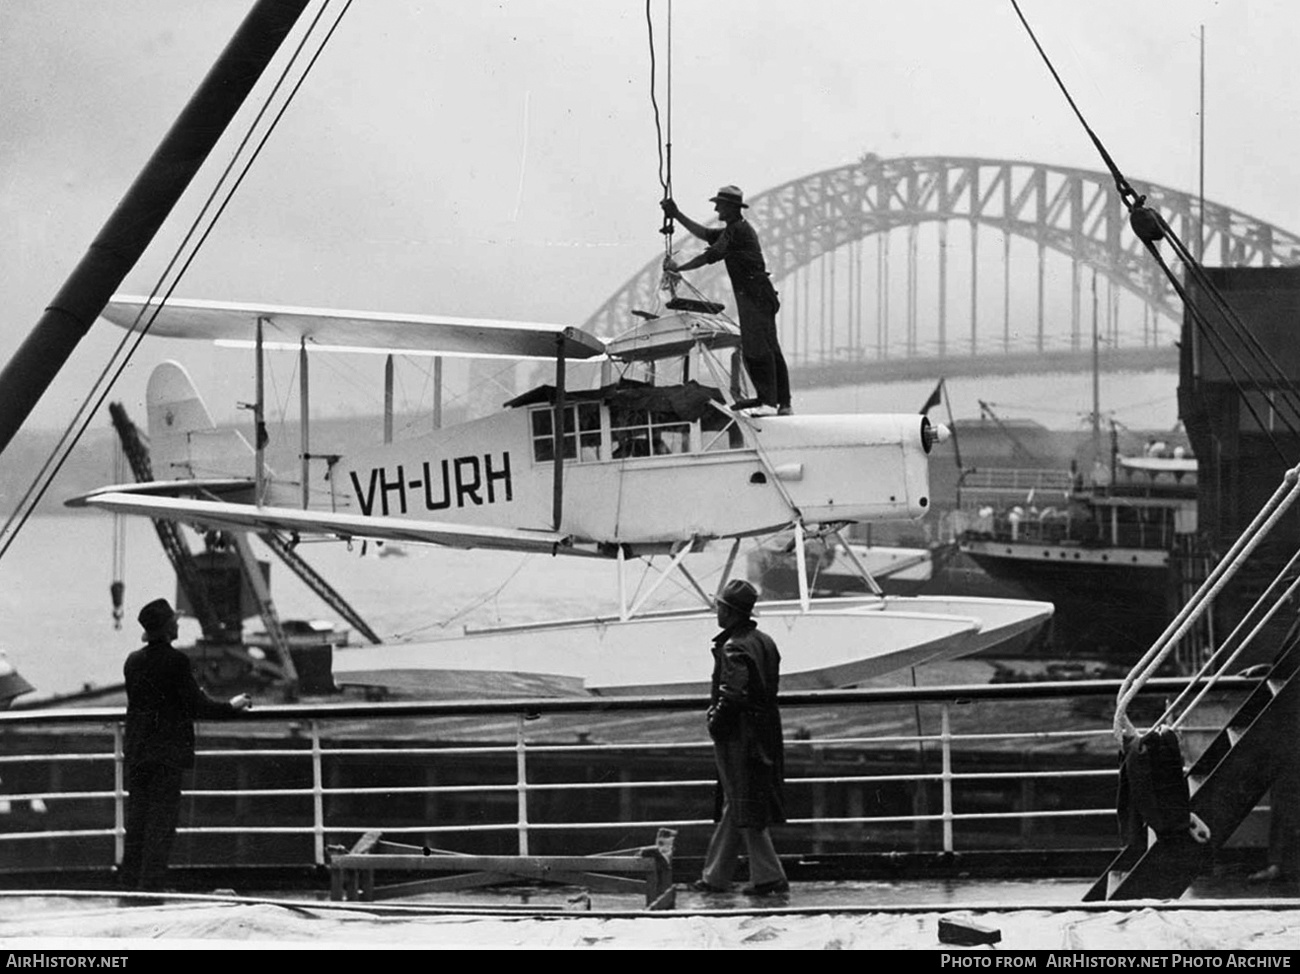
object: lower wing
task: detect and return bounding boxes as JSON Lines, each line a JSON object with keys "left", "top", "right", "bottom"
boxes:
{"left": 68, "top": 488, "right": 577, "bottom": 555}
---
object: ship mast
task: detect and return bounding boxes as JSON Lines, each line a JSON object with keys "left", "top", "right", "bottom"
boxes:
{"left": 0, "top": 0, "right": 310, "bottom": 457}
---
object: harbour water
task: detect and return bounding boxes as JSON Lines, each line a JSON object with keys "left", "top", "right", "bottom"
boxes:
{"left": 0, "top": 513, "right": 723, "bottom": 701}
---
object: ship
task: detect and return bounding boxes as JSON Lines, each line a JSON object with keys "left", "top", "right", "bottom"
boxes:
{"left": 957, "top": 444, "right": 1206, "bottom": 665}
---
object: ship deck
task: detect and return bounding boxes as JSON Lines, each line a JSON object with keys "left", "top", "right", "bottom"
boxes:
{"left": 2, "top": 875, "right": 1298, "bottom": 950}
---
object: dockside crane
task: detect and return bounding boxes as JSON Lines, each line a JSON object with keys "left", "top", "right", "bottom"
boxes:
{"left": 108, "top": 401, "right": 381, "bottom": 697}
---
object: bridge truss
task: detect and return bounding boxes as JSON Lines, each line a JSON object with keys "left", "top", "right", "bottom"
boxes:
{"left": 585, "top": 156, "right": 1300, "bottom": 380}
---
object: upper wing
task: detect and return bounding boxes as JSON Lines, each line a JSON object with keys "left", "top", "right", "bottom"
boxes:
{"left": 101, "top": 295, "right": 607, "bottom": 361}
{"left": 69, "top": 489, "right": 579, "bottom": 555}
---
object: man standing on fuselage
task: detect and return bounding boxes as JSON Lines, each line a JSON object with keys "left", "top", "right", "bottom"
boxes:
{"left": 662, "top": 186, "right": 791, "bottom": 414}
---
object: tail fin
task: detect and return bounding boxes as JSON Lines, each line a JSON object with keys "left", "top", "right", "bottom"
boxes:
{"left": 146, "top": 361, "right": 255, "bottom": 481}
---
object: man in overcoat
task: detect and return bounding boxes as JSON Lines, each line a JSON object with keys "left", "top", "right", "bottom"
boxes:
{"left": 121, "top": 598, "right": 251, "bottom": 892}
{"left": 693, "top": 578, "right": 789, "bottom": 896}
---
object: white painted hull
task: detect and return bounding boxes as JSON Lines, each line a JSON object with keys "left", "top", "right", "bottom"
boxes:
{"left": 821, "top": 594, "right": 1055, "bottom": 659}
{"left": 331, "top": 595, "right": 1052, "bottom": 696}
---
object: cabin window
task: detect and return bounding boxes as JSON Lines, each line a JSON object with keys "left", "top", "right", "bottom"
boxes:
{"left": 610, "top": 406, "right": 691, "bottom": 458}
{"left": 700, "top": 408, "right": 745, "bottom": 452}
{"left": 531, "top": 403, "right": 602, "bottom": 463}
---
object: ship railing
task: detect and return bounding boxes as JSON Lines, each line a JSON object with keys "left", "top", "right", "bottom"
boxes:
{"left": 959, "top": 501, "right": 1182, "bottom": 552}
{"left": 0, "top": 677, "right": 1263, "bottom": 877}
{"left": 957, "top": 467, "right": 1076, "bottom": 499}
{"left": 1114, "top": 463, "right": 1300, "bottom": 740}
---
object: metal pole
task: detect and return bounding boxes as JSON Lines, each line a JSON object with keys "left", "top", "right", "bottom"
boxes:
{"left": 383, "top": 355, "right": 394, "bottom": 445}
{"left": 552, "top": 335, "right": 566, "bottom": 530}
{"left": 941, "top": 705, "right": 954, "bottom": 853}
{"left": 0, "top": 0, "right": 311, "bottom": 455}
{"left": 255, "top": 319, "right": 267, "bottom": 505}
{"left": 300, "top": 338, "right": 310, "bottom": 509}
{"left": 937, "top": 222, "right": 948, "bottom": 356}
{"left": 1037, "top": 241, "right": 1046, "bottom": 352}
{"left": 515, "top": 715, "right": 530, "bottom": 856}
{"left": 907, "top": 226, "right": 918, "bottom": 355}
{"left": 877, "top": 237, "right": 886, "bottom": 358}
{"left": 1092, "top": 271, "right": 1101, "bottom": 460}
{"left": 432, "top": 357, "right": 443, "bottom": 431}
{"left": 113, "top": 723, "right": 125, "bottom": 866}
{"left": 969, "top": 217, "right": 979, "bottom": 355}
{"left": 311, "top": 720, "right": 325, "bottom": 866}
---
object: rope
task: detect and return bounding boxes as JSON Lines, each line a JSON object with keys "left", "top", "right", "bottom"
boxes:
{"left": 645, "top": 0, "right": 673, "bottom": 245}
{"left": 0, "top": 0, "right": 354, "bottom": 565}
{"left": 110, "top": 442, "right": 127, "bottom": 630}
{"left": 646, "top": 0, "right": 683, "bottom": 311}
{"left": 1009, "top": 0, "right": 1300, "bottom": 459}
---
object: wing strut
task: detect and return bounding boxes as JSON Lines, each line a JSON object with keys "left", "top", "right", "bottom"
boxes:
{"left": 793, "top": 520, "right": 811, "bottom": 612}
{"left": 831, "top": 527, "right": 886, "bottom": 597}
{"left": 621, "top": 539, "right": 699, "bottom": 621}
{"left": 299, "top": 338, "right": 310, "bottom": 509}
{"left": 228, "top": 531, "right": 299, "bottom": 693}
{"left": 383, "top": 354, "right": 394, "bottom": 444}
{"left": 552, "top": 334, "right": 567, "bottom": 530}
{"left": 253, "top": 317, "right": 268, "bottom": 504}
{"left": 713, "top": 538, "right": 742, "bottom": 602}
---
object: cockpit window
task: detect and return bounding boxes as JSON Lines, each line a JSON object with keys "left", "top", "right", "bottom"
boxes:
{"left": 531, "top": 402, "right": 602, "bottom": 463}
{"left": 611, "top": 407, "right": 691, "bottom": 459}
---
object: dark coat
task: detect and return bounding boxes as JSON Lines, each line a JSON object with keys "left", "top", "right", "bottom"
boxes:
{"left": 700, "top": 218, "right": 780, "bottom": 313}
{"left": 124, "top": 640, "right": 238, "bottom": 770}
{"left": 708, "top": 619, "right": 786, "bottom": 828}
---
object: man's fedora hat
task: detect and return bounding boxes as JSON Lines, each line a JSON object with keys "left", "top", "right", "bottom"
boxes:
{"left": 708, "top": 185, "right": 749, "bottom": 208}
{"left": 716, "top": 578, "right": 759, "bottom": 616}
{"left": 138, "top": 598, "right": 176, "bottom": 636}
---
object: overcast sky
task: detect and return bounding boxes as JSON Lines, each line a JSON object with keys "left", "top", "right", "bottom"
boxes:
{"left": 2, "top": 0, "right": 1297, "bottom": 435}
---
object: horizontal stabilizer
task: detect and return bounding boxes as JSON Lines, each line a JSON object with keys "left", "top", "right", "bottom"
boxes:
{"left": 103, "top": 296, "right": 607, "bottom": 360}
{"left": 65, "top": 479, "right": 257, "bottom": 505}
{"left": 68, "top": 490, "right": 576, "bottom": 555}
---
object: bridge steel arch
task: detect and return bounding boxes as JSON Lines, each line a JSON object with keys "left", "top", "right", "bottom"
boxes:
{"left": 584, "top": 156, "right": 1300, "bottom": 372}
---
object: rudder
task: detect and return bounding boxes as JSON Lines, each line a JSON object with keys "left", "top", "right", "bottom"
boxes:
{"left": 146, "top": 361, "right": 255, "bottom": 480}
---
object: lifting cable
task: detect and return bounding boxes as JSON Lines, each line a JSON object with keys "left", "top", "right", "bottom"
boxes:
{"left": 642, "top": 0, "right": 748, "bottom": 350}
{"left": 1010, "top": 0, "right": 1300, "bottom": 461}
{"left": 0, "top": 0, "right": 354, "bottom": 565}
{"left": 645, "top": 0, "right": 676, "bottom": 294}
{"left": 110, "top": 439, "right": 127, "bottom": 630}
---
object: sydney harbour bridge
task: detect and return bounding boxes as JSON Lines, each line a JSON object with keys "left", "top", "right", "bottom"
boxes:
{"left": 583, "top": 156, "right": 1300, "bottom": 385}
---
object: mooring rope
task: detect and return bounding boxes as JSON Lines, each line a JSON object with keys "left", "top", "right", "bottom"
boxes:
{"left": 1008, "top": 0, "right": 1300, "bottom": 460}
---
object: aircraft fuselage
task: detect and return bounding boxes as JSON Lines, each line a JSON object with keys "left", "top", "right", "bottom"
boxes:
{"left": 336, "top": 402, "right": 933, "bottom": 545}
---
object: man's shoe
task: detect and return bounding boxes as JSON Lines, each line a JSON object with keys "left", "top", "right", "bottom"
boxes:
{"left": 729, "top": 397, "right": 764, "bottom": 411}
{"left": 742, "top": 879, "right": 790, "bottom": 896}
{"left": 690, "top": 879, "right": 729, "bottom": 894}
{"left": 777, "top": 405, "right": 793, "bottom": 416}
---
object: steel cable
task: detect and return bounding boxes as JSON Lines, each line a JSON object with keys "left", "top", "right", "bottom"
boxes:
{"left": 0, "top": 0, "right": 354, "bottom": 564}
{"left": 1009, "top": 0, "right": 1300, "bottom": 460}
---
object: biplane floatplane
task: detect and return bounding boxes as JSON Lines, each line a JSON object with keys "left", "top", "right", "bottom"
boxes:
{"left": 69, "top": 295, "right": 1051, "bottom": 696}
